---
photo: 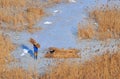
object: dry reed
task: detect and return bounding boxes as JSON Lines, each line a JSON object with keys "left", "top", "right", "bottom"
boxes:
{"left": 0, "top": 34, "right": 34, "bottom": 79}
{"left": 0, "top": 0, "right": 66, "bottom": 33}
{"left": 78, "top": 22, "right": 95, "bottom": 39}
{"left": 45, "top": 47, "right": 80, "bottom": 58}
{"left": 78, "top": 4, "right": 120, "bottom": 40}
{"left": 41, "top": 51, "right": 120, "bottom": 79}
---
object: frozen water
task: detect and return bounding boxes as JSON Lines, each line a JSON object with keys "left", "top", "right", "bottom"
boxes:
{"left": 6, "top": 0, "right": 119, "bottom": 74}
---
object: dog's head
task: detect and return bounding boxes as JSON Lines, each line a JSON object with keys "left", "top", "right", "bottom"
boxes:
{"left": 47, "top": 47, "right": 57, "bottom": 54}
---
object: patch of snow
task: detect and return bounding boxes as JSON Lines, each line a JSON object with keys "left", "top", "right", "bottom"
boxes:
{"left": 53, "top": 10, "right": 62, "bottom": 15}
{"left": 53, "top": 10, "right": 61, "bottom": 13}
{"left": 20, "top": 49, "right": 29, "bottom": 56}
{"left": 94, "top": 22, "right": 98, "bottom": 27}
{"left": 44, "top": 21, "right": 53, "bottom": 25}
{"left": 69, "top": 0, "right": 77, "bottom": 3}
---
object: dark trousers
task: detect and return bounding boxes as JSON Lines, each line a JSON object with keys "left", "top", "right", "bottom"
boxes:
{"left": 34, "top": 52, "right": 38, "bottom": 60}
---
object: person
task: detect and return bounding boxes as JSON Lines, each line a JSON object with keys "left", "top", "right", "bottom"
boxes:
{"left": 30, "top": 38, "right": 40, "bottom": 60}
{"left": 33, "top": 44, "right": 38, "bottom": 60}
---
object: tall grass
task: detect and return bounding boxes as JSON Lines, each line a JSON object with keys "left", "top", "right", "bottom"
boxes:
{"left": 90, "top": 4, "right": 120, "bottom": 39}
{"left": 0, "top": 68, "right": 33, "bottom": 79}
{"left": 78, "top": 22, "right": 95, "bottom": 39}
{"left": 0, "top": 34, "right": 15, "bottom": 65}
{"left": 0, "top": 34, "right": 34, "bottom": 79}
{"left": 1, "top": 1, "right": 120, "bottom": 79}
{"left": 0, "top": 33, "right": 120, "bottom": 79}
{"left": 78, "top": 4, "right": 120, "bottom": 40}
{"left": 0, "top": 0, "right": 65, "bottom": 33}
{"left": 40, "top": 51, "right": 120, "bottom": 79}
{"left": 0, "top": 0, "right": 44, "bottom": 32}
{"left": 0, "top": 0, "right": 26, "bottom": 8}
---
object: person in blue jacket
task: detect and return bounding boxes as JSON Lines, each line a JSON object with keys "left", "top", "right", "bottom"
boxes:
{"left": 30, "top": 38, "right": 40, "bottom": 60}
{"left": 33, "top": 44, "right": 39, "bottom": 60}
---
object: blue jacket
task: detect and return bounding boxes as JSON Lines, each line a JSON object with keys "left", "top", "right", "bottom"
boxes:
{"left": 33, "top": 45, "right": 38, "bottom": 53}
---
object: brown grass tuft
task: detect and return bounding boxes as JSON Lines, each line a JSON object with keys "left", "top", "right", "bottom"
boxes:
{"left": 0, "top": 0, "right": 66, "bottom": 33}
{"left": 0, "top": 34, "right": 15, "bottom": 65}
{"left": 78, "top": 23, "right": 95, "bottom": 39}
{"left": 45, "top": 47, "right": 80, "bottom": 58}
{"left": 0, "top": 34, "right": 34, "bottom": 79}
{"left": 0, "top": 68, "right": 33, "bottom": 79}
{"left": 0, "top": 0, "right": 45, "bottom": 32}
{"left": 78, "top": 4, "right": 120, "bottom": 40}
{"left": 41, "top": 51, "right": 120, "bottom": 79}
{"left": 90, "top": 4, "right": 120, "bottom": 40}
{"left": 0, "top": 0, "right": 26, "bottom": 8}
